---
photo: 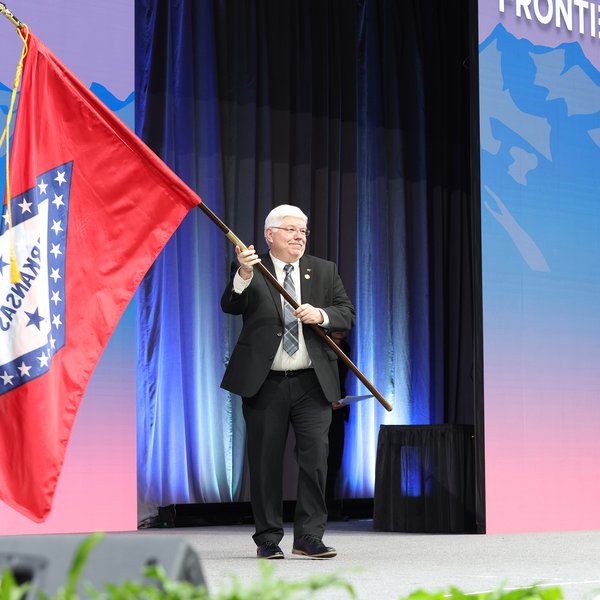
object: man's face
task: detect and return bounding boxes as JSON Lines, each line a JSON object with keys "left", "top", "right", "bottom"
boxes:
{"left": 266, "top": 216, "right": 308, "bottom": 263}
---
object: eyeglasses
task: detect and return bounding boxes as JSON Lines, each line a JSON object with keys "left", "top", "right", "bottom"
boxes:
{"left": 270, "top": 226, "right": 310, "bottom": 237}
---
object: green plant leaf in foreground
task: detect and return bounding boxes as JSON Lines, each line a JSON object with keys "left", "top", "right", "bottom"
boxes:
{"left": 400, "top": 584, "right": 564, "bottom": 600}
{"left": 210, "top": 560, "right": 356, "bottom": 599}
{"left": 0, "top": 569, "right": 30, "bottom": 600}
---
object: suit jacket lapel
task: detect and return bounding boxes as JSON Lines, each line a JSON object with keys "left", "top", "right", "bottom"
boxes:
{"left": 262, "top": 254, "right": 284, "bottom": 321}
{"left": 299, "top": 256, "right": 313, "bottom": 304}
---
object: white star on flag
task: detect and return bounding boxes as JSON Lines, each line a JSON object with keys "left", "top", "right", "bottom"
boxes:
{"left": 18, "top": 362, "right": 32, "bottom": 377}
{"left": 18, "top": 198, "right": 32, "bottom": 213}
{"left": 52, "top": 194, "right": 64, "bottom": 208}
{"left": 51, "top": 291, "right": 62, "bottom": 305}
{"left": 50, "top": 268, "right": 61, "bottom": 282}
{"left": 52, "top": 314, "right": 62, "bottom": 328}
{"left": 38, "top": 180, "right": 48, "bottom": 195}
{"left": 54, "top": 171, "right": 67, "bottom": 186}
{"left": 37, "top": 353, "right": 50, "bottom": 367}
{"left": 1, "top": 372, "right": 15, "bottom": 385}
{"left": 50, "top": 243, "right": 62, "bottom": 258}
{"left": 51, "top": 220, "right": 63, "bottom": 235}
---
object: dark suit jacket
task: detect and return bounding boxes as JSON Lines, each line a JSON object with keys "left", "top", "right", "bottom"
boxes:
{"left": 221, "top": 253, "right": 355, "bottom": 403}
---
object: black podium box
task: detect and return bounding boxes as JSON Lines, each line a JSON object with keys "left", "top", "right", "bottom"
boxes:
{"left": 373, "top": 424, "right": 476, "bottom": 533}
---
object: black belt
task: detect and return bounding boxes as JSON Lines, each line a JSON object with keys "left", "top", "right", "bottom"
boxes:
{"left": 269, "top": 368, "right": 314, "bottom": 378}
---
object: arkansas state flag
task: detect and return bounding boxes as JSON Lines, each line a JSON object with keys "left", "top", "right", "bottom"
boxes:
{"left": 0, "top": 32, "right": 200, "bottom": 522}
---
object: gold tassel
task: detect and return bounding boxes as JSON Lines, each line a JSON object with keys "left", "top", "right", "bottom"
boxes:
{"left": 9, "top": 247, "right": 20, "bottom": 284}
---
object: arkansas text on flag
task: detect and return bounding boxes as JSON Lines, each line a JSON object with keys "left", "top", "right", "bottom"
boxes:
{"left": 1, "top": 162, "right": 71, "bottom": 386}
{"left": 0, "top": 32, "right": 200, "bottom": 522}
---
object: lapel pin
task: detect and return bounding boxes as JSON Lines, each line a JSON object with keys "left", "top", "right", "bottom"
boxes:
{"left": 305, "top": 274, "right": 311, "bottom": 279}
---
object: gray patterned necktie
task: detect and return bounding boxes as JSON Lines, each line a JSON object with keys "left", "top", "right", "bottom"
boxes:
{"left": 283, "top": 264, "right": 299, "bottom": 355}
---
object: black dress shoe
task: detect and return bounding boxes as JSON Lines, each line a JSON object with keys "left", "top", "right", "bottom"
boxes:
{"left": 292, "top": 534, "right": 337, "bottom": 558}
{"left": 256, "top": 541, "right": 284, "bottom": 559}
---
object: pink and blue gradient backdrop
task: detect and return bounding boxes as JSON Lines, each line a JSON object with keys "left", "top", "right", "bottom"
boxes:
{"left": 0, "top": 1, "right": 136, "bottom": 534}
{"left": 5, "top": 0, "right": 600, "bottom": 536}
{"left": 479, "top": 2, "right": 600, "bottom": 533}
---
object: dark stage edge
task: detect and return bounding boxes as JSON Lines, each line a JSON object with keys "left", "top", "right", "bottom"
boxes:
{"left": 144, "top": 499, "right": 375, "bottom": 529}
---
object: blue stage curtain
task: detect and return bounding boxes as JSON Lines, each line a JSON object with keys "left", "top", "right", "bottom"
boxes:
{"left": 135, "top": 1, "right": 246, "bottom": 505}
{"left": 135, "top": 0, "right": 477, "bottom": 506}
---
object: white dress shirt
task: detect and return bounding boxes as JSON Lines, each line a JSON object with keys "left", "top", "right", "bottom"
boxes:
{"left": 232, "top": 252, "right": 329, "bottom": 371}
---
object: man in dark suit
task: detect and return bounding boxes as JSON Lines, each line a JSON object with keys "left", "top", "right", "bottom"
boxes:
{"left": 221, "top": 204, "right": 355, "bottom": 560}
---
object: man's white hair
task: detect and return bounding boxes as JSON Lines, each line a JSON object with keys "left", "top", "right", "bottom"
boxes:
{"left": 264, "top": 204, "right": 308, "bottom": 243}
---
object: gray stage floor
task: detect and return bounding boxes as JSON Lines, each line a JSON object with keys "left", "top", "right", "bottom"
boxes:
{"left": 139, "top": 519, "right": 600, "bottom": 600}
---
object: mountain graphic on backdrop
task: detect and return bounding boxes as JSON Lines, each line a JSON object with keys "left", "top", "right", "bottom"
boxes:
{"left": 480, "top": 23, "right": 600, "bottom": 178}
{"left": 89, "top": 83, "right": 134, "bottom": 113}
{"left": 480, "top": 24, "right": 600, "bottom": 274}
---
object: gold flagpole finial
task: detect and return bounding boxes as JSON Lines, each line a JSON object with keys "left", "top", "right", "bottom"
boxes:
{"left": 0, "top": 2, "right": 23, "bottom": 29}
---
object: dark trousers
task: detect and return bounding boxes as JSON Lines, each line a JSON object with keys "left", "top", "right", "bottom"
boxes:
{"left": 242, "top": 370, "right": 332, "bottom": 546}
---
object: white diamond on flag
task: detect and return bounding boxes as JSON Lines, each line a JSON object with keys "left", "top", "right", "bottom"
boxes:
{"left": 0, "top": 161, "right": 71, "bottom": 393}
